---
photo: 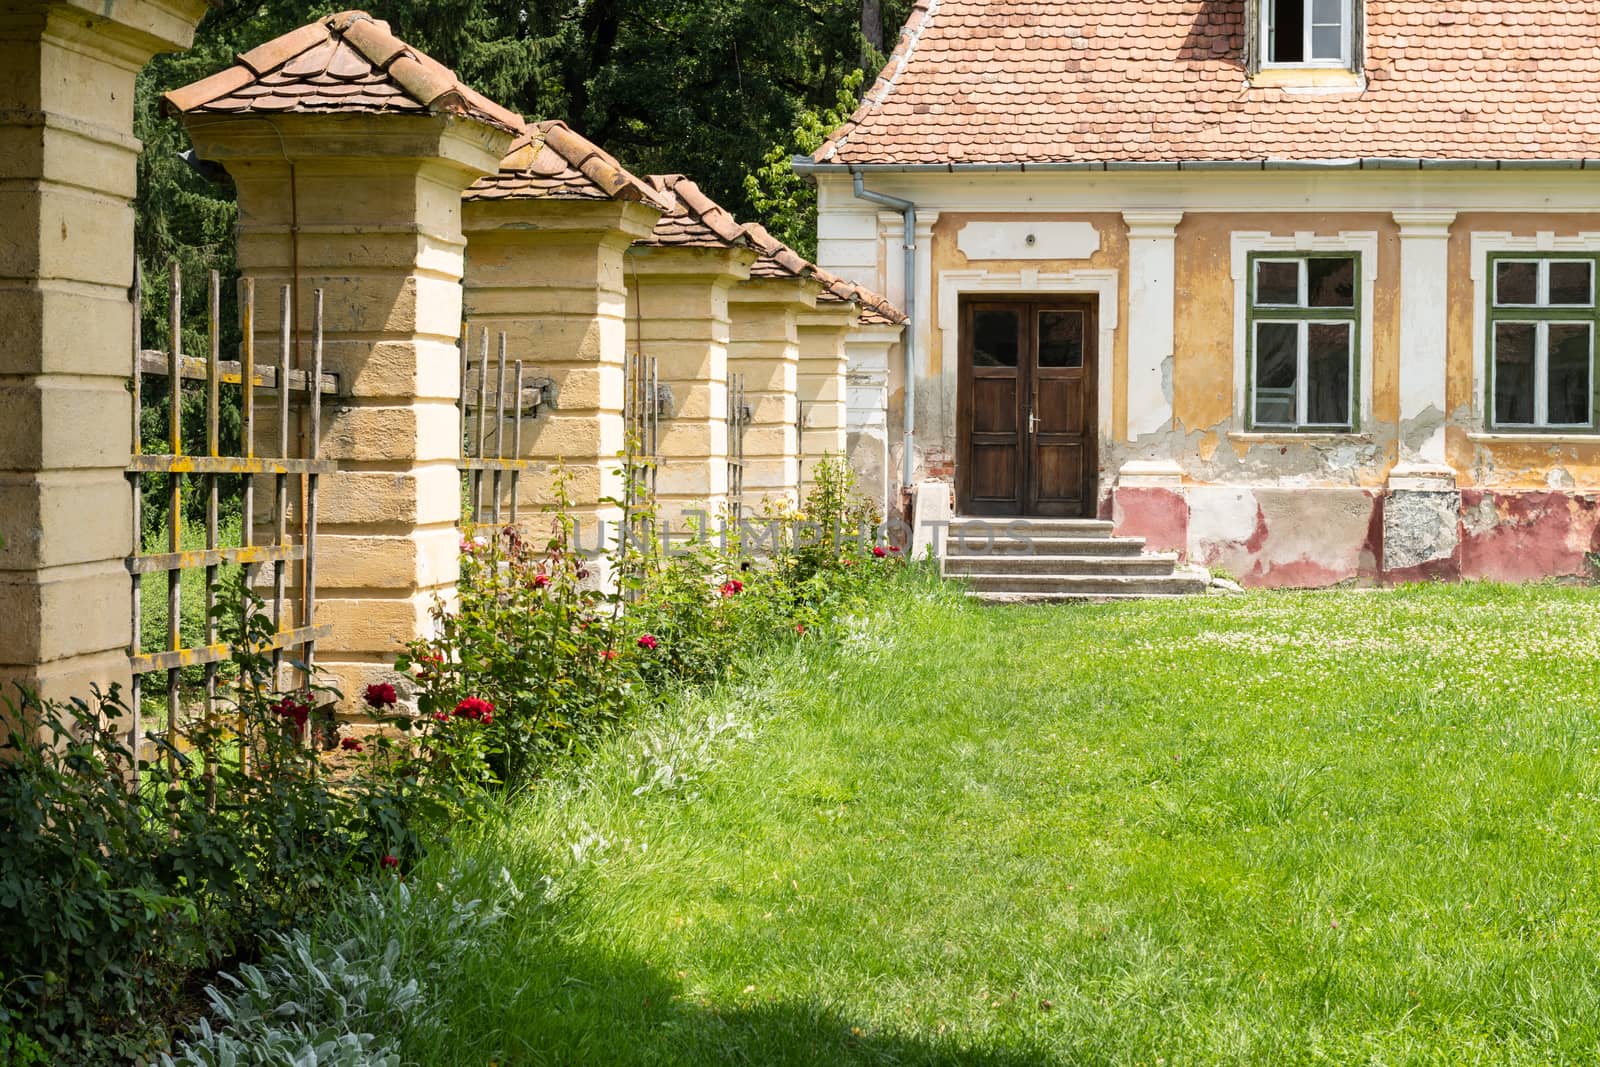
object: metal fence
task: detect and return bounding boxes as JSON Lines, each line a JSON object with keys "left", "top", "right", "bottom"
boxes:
{"left": 624, "top": 352, "right": 662, "bottom": 507}
{"left": 458, "top": 327, "right": 553, "bottom": 526}
{"left": 726, "top": 371, "right": 750, "bottom": 522}
{"left": 127, "top": 264, "right": 337, "bottom": 779}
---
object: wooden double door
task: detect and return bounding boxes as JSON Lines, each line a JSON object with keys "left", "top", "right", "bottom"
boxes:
{"left": 958, "top": 297, "right": 1097, "bottom": 517}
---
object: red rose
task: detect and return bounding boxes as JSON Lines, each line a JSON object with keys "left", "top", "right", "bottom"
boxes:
{"left": 637, "top": 634, "right": 659, "bottom": 650}
{"left": 532, "top": 573, "right": 551, "bottom": 589}
{"left": 363, "top": 682, "right": 397, "bottom": 709}
{"left": 270, "top": 695, "right": 310, "bottom": 732}
{"left": 872, "top": 545, "right": 887, "bottom": 558}
{"left": 340, "top": 737, "right": 364, "bottom": 753}
{"left": 453, "top": 696, "right": 495, "bottom": 724}
{"left": 416, "top": 652, "right": 444, "bottom": 681}
{"left": 719, "top": 579, "right": 744, "bottom": 597}
{"left": 795, "top": 623, "right": 807, "bottom": 635}
{"left": 381, "top": 854, "right": 399, "bottom": 869}
{"left": 889, "top": 545, "right": 901, "bottom": 553}
{"left": 599, "top": 648, "right": 618, "bottom": 662}
{"left": 432, "top": 710, "right": 450, "bottom": 723}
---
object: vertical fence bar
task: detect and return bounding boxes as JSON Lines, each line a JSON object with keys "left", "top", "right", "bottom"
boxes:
{"left": 272, "top": 287, "right": 290, "bottom": 688}
{"left": 510, "top": 359, "right": 524, "bottom": 527}
{"left": 165, "top": 262, "right": 182, "bottom": 781}
{"left": 492, "top": 333, "right": 507, "bottom": 525}
{"left": 203, "top": 271, "right": 221, "bottom": 803}
{"left": 475, "top": 328, "right": 489, "bottom": 526}
{"left": 303, "top": 291, "right": 323, "bottom": 697}
{"left": 129, "top": 263, "right": 143, "bottom": 781}
{"left": 458, "top": 323, "right": 469, "bottom": 522}
{"left": 238, "top": 279, "right": 254, "bottom": 775}
{"left": 649, "top": 356, "right": 659, "bottom": 500}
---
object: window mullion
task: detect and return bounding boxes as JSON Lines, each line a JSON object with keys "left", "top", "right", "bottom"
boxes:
{"left": 1297, "top": 321, "right": 1309, "bottom": 427}
{"left": 1535, "top": 321, "right": 1549, "bottom": 427}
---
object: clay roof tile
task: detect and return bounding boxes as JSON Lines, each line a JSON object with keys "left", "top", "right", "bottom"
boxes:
{"left": 162, "top": 10, "right": 522, "bottom": 133}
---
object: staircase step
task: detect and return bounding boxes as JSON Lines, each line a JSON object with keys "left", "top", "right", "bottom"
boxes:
{"left": 959, "top": 573, "right": 1209, "bottom": 598}
{"left": 948, "top": 517, "right": 1114, "bottom": 538}
{"left": 970, "top": 590, "right": 1204, "bottom": 604}
{"left": 944, "top": 535, "right": 1148, "bottom": 558}
{"left": 943, "top": 553, "right": 1179, "bottom": 577}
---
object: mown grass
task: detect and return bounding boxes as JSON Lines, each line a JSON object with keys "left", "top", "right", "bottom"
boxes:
{"left": 388, "top": 579, "right": 1600, "bottom": 1065}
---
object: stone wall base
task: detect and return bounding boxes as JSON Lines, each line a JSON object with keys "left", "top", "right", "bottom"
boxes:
{"left": 1105, "top": 477, "right": 1600, "bottom": 588}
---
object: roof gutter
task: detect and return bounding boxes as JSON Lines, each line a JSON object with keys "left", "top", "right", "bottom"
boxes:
{"left": 849, "top": 171, "right": 918, "bottom": 495}
{"left": 794, "top": 157, "right": 1600, "bottom": 174}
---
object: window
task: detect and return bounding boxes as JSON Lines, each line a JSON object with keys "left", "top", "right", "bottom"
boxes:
{"left": 1248, "top": 253, "right": 1359, "bottom": 431}
{"left": 1488, "top": 255, "right": 1598, "bottom": 431}
{"left": 1260, "top": 0, "right": 1353, "bottom": 68}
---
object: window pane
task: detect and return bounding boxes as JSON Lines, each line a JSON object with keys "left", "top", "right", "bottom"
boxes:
{"left": 1310, "top": 25, "right": 1343, "bottom": 59}
{"left": 1311, "top": 0, "right": 1342, "bottom": 21}
{"left": 972, "top": 309, "right": 1019, "bottom": 367}
{"left": 1495, "top": 261, "right": 1538, "bottom": 306}
{"left": 1254, "top": 321, "right": 1299, "bottom": 426}
{"left": 1306, "top": 323, "right": 1351, "bottom": 425}
{"left": 1307, "top": 257, "right": 1355, "bottom": 308}
{"left": 1037, "top": 310, "right": 1084, "bottom": 368}
{"left": 1255, "top": 397, "right": 1296, "bottom": 426}
{"left": 1549, "top": 261, "right": 1593, "bottom": 307}
{"left": 1493, "top": 321, "right": 1536, "bottom": 425}
{"left": 1548, "top": 322, "right": 1592, "bottom": 425}
{"left": 1269, "top": 0, "right": 1304, "bottom": 62}
{"left": 1256, "top": 260, "right": 1300, "bottom": 305}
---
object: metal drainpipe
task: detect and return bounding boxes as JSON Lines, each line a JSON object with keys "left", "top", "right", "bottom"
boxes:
{"left": 850, "top": 171, "right": 917, "bottom": 493}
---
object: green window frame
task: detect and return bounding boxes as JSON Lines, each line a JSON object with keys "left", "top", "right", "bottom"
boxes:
{"left": 1246, "top": 251, "right": 1361, "bottom": 431}
{"left": 1485, "top": 253, "right": 1600, "bottom": 433}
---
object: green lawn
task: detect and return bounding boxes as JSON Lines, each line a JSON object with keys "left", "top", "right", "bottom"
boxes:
{"left": 399, "top": 580, "right": 1600, "bottom": 1065}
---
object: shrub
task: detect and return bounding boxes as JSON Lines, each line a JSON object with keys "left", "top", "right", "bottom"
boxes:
{"left": 0, "top": 588, "right": 434, "bottom": 1062}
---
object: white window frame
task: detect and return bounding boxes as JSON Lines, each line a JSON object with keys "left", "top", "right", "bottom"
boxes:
{"left": 1231, "top": 231, "right": 1378, "bottom": 435}
{"left": 1260, "top": 0, "right": 1354, "bottom": 70}
{"left": 1470, "top": 232, "right": 1600, "bottom": 439}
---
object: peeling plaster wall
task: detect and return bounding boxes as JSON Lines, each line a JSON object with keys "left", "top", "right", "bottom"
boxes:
{"left": 817, "top": 173, "right": 1600, "bottom": 588}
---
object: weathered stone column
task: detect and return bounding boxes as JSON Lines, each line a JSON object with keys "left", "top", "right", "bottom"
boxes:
{"left": 728, "top": 282, "right": 814, "bottom": 511}
{"left": 1384, "top": 210, "right": 1461, "bottom": 581}
{"left": 627, "top": 176, "right": 756, "bottom": 527}
{"left": 797, "top": 297, "right": 858, "bottom": 495}
{"left": 845, "top": 324, "right": 905, "bottom": 520}
{"left": 463, "top": 122, "right": 665, "bottom": 544}
{"left": 168, "top": 13, "right": 519, "bottom": 702}
{"left": 0, "top": 0, "right": 208, "bottom": 703}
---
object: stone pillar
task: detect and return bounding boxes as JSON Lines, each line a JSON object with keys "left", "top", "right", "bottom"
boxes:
{"left": 0, "top": 0, "right": 207, "bottom": 703}
{"left": 625, "top": 246, "right": 755, "bottom": 526}
{"left": 1123, "top": 211, "right": 1184, "bottom": 447}
{"left": 184, "top": 113, "right": 514, "bottom": 703}
{"left": 1385, "top": 211, "right": 1461, "bottom": 582}
{"left": 463, "top": 197, "right": 660, "bottom": 541}
{"left": 728, "top": 280, "right": 818, "bottom": 511}
{"left": 845, "top": 326, "right": 903, "bottom": 520}
{"left": 1393, "top": 210, "right": 1457, "bottom": 469}
{"left": 797, "top": 303, "right": 858, "bottom": 495}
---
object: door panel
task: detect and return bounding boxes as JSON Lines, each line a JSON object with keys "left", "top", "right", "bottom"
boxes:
{"left": 961, "top": 303, "right": 1026, "bottom": 515}
{"left": 958, "top": 298, "right": 1097, "bottom": 517}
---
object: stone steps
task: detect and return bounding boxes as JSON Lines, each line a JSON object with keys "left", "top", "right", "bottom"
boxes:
{"left": 943, "top": 516, "right": 1204, "bottom": 601}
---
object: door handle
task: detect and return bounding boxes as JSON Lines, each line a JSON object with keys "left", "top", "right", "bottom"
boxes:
{"left": 1028, "top": 409, "right": 1039, "bottom": 433}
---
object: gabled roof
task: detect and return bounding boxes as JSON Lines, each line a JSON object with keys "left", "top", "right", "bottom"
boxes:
{"left": 815, "top": 0, "right": 1600, "bottom": 167}
{"left": 467, "top": 120, "right": 673, "bottom": 208}
{"left": 743, "top": 223, "right": 907, "bottom": 325}
{"left": 162, "top": 10, "right": 521, "bottom": 133}
{"left": 638, "top": 174, "right": 755, "bottom": 249}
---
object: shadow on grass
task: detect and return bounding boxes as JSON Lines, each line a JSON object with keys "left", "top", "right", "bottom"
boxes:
{"left": 482, "top": 941, "right": 1065, "bottom": 1067}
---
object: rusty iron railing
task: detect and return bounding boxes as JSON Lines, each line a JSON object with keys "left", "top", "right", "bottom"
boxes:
{"left": 128, "top": 263, "right": 337, "bottom": 779}
{"left": 726, "top": 371, "right": 750, "bottom": 523}
{"left": 458, "top": 327, "right": 553, "bottom": 526}
{"left": 625, "top": 352, "right": 662, "bottom": 505}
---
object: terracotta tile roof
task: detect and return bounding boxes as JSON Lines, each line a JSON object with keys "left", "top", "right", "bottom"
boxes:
{"left": 162, "top": 10, "right": 522, "bottom": 133}
{"left": 812, "top": 267, "right": 908, "bottom": 325}
{"left": 742, "top": 223, "right": 907, "bottom": 323}
{"left": 467, "top": 120, "right": 673, "bottom": 208}
{"left": 637, "top": 174, "right": 755, "bottom": 249}
{"left": 816, "top": 0, "right": 1600, "bottom": 166}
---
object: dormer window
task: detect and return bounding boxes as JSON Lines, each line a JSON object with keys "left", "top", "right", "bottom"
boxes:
{"left": 1259, "top": 0, "right": 1356, "bottom": 70}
